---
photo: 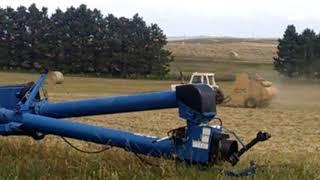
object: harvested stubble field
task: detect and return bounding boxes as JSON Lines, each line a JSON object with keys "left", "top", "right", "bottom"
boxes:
{"left": 166, "top": 38, "right": 277, "bottom": 64}
{"left": 167, "top": 38, "right": 277, "bottom": 81}
{"left": 0, "top": 71, "right": 319, "bottom": 179}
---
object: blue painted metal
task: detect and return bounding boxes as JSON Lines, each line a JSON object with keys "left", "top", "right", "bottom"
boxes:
{"left": 37, "top": 91, "right": 178, "bottom": 118}
{"left": 0, "top": 74, "right": 256, "bottom": 166}
{"left": 23, "top": 75, "right": 45, "bottom": 106}
{"left": 176, "top": 125, "right": 221, "bottom": 164}
{"left": 0, "top": 85, "right": 24, "bottom": 110}
{"left": 19, "top": 74, "right": 46, "bottom": 112}
{"left": 0, "top": 108, "right": 175, "bottom": 157}
{"left": 174, "top": 102, "right": 218, "bottom": 163}
{"left": 0, "top": 74, "right": 217, "bottom": 162}
{"left": 178, "top": 102, "right": 215, "bottom": 125}
{"left": 0, "top": 105, "right": 220, "bottom": 163}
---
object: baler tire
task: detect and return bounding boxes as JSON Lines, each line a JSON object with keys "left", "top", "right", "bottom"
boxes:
{"left": 244, "top": 97, "right": 257, "bottom": 108}
{"left": 260, "top": 99, "right": 271, "bottom": 108}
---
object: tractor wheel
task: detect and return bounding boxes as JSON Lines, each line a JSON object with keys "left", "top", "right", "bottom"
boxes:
{"left": 244, "top": 97, "right": 257, "bottom": 108}
{"left": 214, "top": 87, "right": 225, "bottom": 105}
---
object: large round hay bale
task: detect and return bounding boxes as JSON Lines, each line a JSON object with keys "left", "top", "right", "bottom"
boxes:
{"left": 265, "top": 87, "right": 278, "bottom": 97}
{"left": 49, "top": 71, "right": 64, "bottom": 84}
{"left": 229, "top": 51, "right": 240, "bottom": 59}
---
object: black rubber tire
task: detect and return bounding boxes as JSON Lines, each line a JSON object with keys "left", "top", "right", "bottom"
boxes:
{"left": 244, "top": 97, "right": 258, "bottom": 108}
{"left": 214, "top": 87, "right": 225, "bottom": 105}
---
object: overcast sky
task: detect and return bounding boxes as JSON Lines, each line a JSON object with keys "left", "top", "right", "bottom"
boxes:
{"left": 1, "top": 0, "right": 320, "bottom": 38}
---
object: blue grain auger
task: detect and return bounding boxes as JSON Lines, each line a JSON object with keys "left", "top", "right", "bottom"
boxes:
{"left": 0, "top": 73, "right": 270, "bottom": 167}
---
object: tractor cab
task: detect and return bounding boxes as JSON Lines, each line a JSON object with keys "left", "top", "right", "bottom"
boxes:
{"left": 189, "top": 72, "right": 219, "bottom": 89}
{"left": 171, "top": 72, "right": 224, "bottom": 105}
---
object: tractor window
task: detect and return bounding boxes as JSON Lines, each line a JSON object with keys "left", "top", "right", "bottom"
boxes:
{"left": 208, "top": 75, "right": 214, "bottom": 85}
{"left": 203, "top": 76, "right": 208, "bottom": 84}
{"left": 192, "top": 75, "right": 202, "bottom": 83}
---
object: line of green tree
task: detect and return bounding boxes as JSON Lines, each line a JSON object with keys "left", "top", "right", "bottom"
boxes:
{"left": 274, "top": 25, "right": 320, "bottom": 78}
{"left": 0, "top": 4, "right": 173, "bottom": 78}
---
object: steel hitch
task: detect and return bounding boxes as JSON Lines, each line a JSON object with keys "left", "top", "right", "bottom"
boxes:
{"left": 223, "top": 131, "right": 271, "bottom": 166}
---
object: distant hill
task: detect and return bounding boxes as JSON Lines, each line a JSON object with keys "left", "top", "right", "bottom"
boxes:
{"left": 167, "top": 36, "right": 213, "bottom": 41}
{"left": 166, "top": 37, "right": 278, "bottom": 64}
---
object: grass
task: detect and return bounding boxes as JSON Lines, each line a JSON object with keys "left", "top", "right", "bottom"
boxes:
{"left": 0, "top": 139, "right": 318, "bottom": 179}
{"left": 0, "top": 71, "right": 320, "bottom": 179}
{"left": 0, "top": 139, "right": 319, "bottom": 179}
